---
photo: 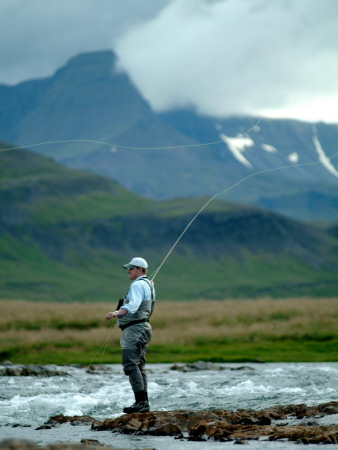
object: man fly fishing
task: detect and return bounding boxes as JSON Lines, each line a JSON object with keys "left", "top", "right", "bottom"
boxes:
{"left": 105, "top": 257, "right": 155, "bottom": 413}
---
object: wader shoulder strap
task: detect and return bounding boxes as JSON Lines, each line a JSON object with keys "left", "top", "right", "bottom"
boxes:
{"left": 139, "top": 277, "right": 155, "bottom": 300}
{"left": 139, "top": 276, "right": 155, "bottom": 317}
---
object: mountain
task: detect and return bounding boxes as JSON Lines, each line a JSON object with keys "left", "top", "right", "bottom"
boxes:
{"left": 1, "top": 144, "right": 337, "bottom": 301}
{"left": 157, "top": 111, "right": 338, "bottom": 221}
{"left": 0, "top": 50, "right": 338, "bottom": 221}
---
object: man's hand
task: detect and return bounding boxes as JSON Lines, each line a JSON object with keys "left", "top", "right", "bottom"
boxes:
{"left": 105, "top": 311, "right": 117, "bottom": 320}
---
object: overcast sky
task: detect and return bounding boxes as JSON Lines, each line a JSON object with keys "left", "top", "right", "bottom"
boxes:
{"left": 1, "top": 0, "right": 337, "bottom": 123}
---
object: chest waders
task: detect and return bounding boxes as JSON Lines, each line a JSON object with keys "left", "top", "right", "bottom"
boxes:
{"left": 118, "top": 277, "right": 155, "bottom": 413}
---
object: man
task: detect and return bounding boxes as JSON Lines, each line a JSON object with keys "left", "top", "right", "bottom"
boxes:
{"left": 105, "top": 257, "right": 155, "bottom": 413}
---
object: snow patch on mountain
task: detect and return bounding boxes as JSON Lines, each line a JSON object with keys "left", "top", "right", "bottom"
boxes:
{"left": 261, "top": 143, "right": 277, "bottom": 153}
{"left": 220, "top": 133, "right": 254, "bottom": 168}
{"left": 313, "top": 128, "right": 338, "bottom": 178}
{"left": 288, "top": 152, "right": 299, "bottom": 163}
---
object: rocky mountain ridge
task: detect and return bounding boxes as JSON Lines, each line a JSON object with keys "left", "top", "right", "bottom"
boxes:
{"left": 1, "top": 50, "right": 337, "bottom": 221}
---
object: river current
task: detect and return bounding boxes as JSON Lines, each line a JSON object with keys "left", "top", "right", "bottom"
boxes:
{"left": 0, "top": 363, "right": 337, "bottom": 449}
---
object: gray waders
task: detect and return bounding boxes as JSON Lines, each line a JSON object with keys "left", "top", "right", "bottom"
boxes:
{"left": 117, "top": 277, "right": 155, "bottom": 411}
{"left": 120, "top": 322, "right": 152, "bottom": 394}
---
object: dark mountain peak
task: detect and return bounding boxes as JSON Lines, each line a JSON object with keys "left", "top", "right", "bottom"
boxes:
{"left": 54, "top": 50, "right": 118, "bottom": 79}
{"left": 66, "top": 49, "right": 117, "bottom": 66}
{"left": 0, "top": 49, "right": 154, "bottom": 152}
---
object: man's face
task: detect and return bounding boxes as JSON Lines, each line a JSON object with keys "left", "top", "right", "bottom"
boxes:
{"left": 128, "top": 266, "right": 143, "bottom": 280}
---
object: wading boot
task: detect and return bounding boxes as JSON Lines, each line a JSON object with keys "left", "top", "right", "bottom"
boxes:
{"left": 123, "top": 400, "right": 150, "bottom": 413}
{"left": 123, "top": 390, "right": 150, "bottom": 413}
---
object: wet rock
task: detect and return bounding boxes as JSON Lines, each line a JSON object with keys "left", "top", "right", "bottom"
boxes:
{"left": 0, "top": 365, "right": 69, "bottom": 377}
{"left": 268, "top": 425, "right": 338, "bottom": 444}
{"left": 80, "top": 439, "right": 102, "bottom": 446}
{"left": 188, "top": 418, "right": 235, "bottom": 441}
{"left": 11, "top": 424, "right": 31, "bottom": 428}
{"left": 234, "top": 438, "right": 249, "bottom": 444}
{"left": 35, "top": 425, "right": 52, "bottom": 430}
{"left": 86, "top": 364, "right": 111, "bottom": 374}
{"left": 88, "top": 401, "right": 338, "bottom": 444}
{"left": 170, "top": 361, "right": 225, "bottom": 371}
{"left": 92, "top": 410, "right": 220, "bottom": 435}
{"left": 0, "top": 439, "right": 123, "bottom": 449}
{"left": 46, "top": 414, "right": 97, "bottom": 426}
{"left": 149, "top": 422, "right": 182, "bottom": 436}
{"left": 0, "top": 366, "right": 22, "bottom": 376}
{"left": 0, "top": 439, "right": 39, "bottom": 449}
{"left": 262, "top": 401, "right": 338, "bottom": 420}
{"left": 170, "top": 361, "right": 254, "bottom": 372}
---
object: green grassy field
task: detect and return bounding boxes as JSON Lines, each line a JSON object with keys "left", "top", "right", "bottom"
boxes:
{"left": 0, "top": 298, "right": 337, "bottom": 365}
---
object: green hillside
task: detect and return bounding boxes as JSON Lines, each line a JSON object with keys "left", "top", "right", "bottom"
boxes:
{"left": 1, "top": 144, "right": 338, "bottom": 301}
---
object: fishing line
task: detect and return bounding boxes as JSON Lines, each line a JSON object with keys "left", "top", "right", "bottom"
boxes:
{"left": 2, "top": 117, "right": 336, "bottom": 359}
{"left": 88, "top": 319, "right": 115, "bottom": 369}
{"left": 90, "top": 148, "right": 338, "bottom": 362}
{"left": 0, "top": 117, "right": 263, "bottom": 152}
{"left": 149, "top": 150, "right": 338, "bottom": 281}
{"left": 1, "top": 117, "right": 263, "bottom": 365}
{"left": 88, "top": 146, "right": 338, "bottom": 363}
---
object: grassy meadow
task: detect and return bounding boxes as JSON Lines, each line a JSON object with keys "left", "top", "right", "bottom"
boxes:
{"left": 0, "top": 298, "right": 337, "bottom": 365}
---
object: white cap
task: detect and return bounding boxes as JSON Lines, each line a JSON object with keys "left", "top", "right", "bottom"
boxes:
{"left": 123, "top": 257, "right": 148, "bottom": 269}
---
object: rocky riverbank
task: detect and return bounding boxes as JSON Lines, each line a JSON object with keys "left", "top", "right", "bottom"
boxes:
{"left": 92, "top": 401, "right": 338, "bottom": 444}
{"left": 15, "top": 401, "right": 335, "bottom": 447}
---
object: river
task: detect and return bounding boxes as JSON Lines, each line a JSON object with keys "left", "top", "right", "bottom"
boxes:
{"left": 0, "top": 362, "right": 337, "bottom": 449}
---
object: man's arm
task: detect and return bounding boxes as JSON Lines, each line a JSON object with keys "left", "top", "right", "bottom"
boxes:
{"left": 119, "top": 282, "right": 144, "bottom": 314}
{"left": 105, "top": 282, "right": 144, "bottom": 319}
{"left": 105, "top": 308, "right": 128, "bottom": 320}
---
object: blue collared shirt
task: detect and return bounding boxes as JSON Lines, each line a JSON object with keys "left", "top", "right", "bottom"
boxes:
{"left": 121, "top": 276, "right": 155, "bottom": 315}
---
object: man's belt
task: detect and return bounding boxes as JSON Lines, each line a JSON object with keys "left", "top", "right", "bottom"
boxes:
{"left": 119, "top": 318, "right": 149, "bottom": 330}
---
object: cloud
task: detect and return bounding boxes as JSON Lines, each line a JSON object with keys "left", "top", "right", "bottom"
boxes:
{"left": 0, "top": 0, "right": 170, "bottom": 85}
{"left": 1, "top": 0, "right": 337, "bottom": 123}
{"left": 115, "top": 0, "right": 338, "bottom": 123}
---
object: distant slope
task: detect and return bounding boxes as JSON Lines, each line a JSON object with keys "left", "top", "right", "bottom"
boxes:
{"left": 1, "top": 145, "right": 337, "bottom": 301}
{"left": 158, "top": 110, "right": 338, "bottom": 221}
{"left": 1, "top": 51, "right": 338, "bottom": 222}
